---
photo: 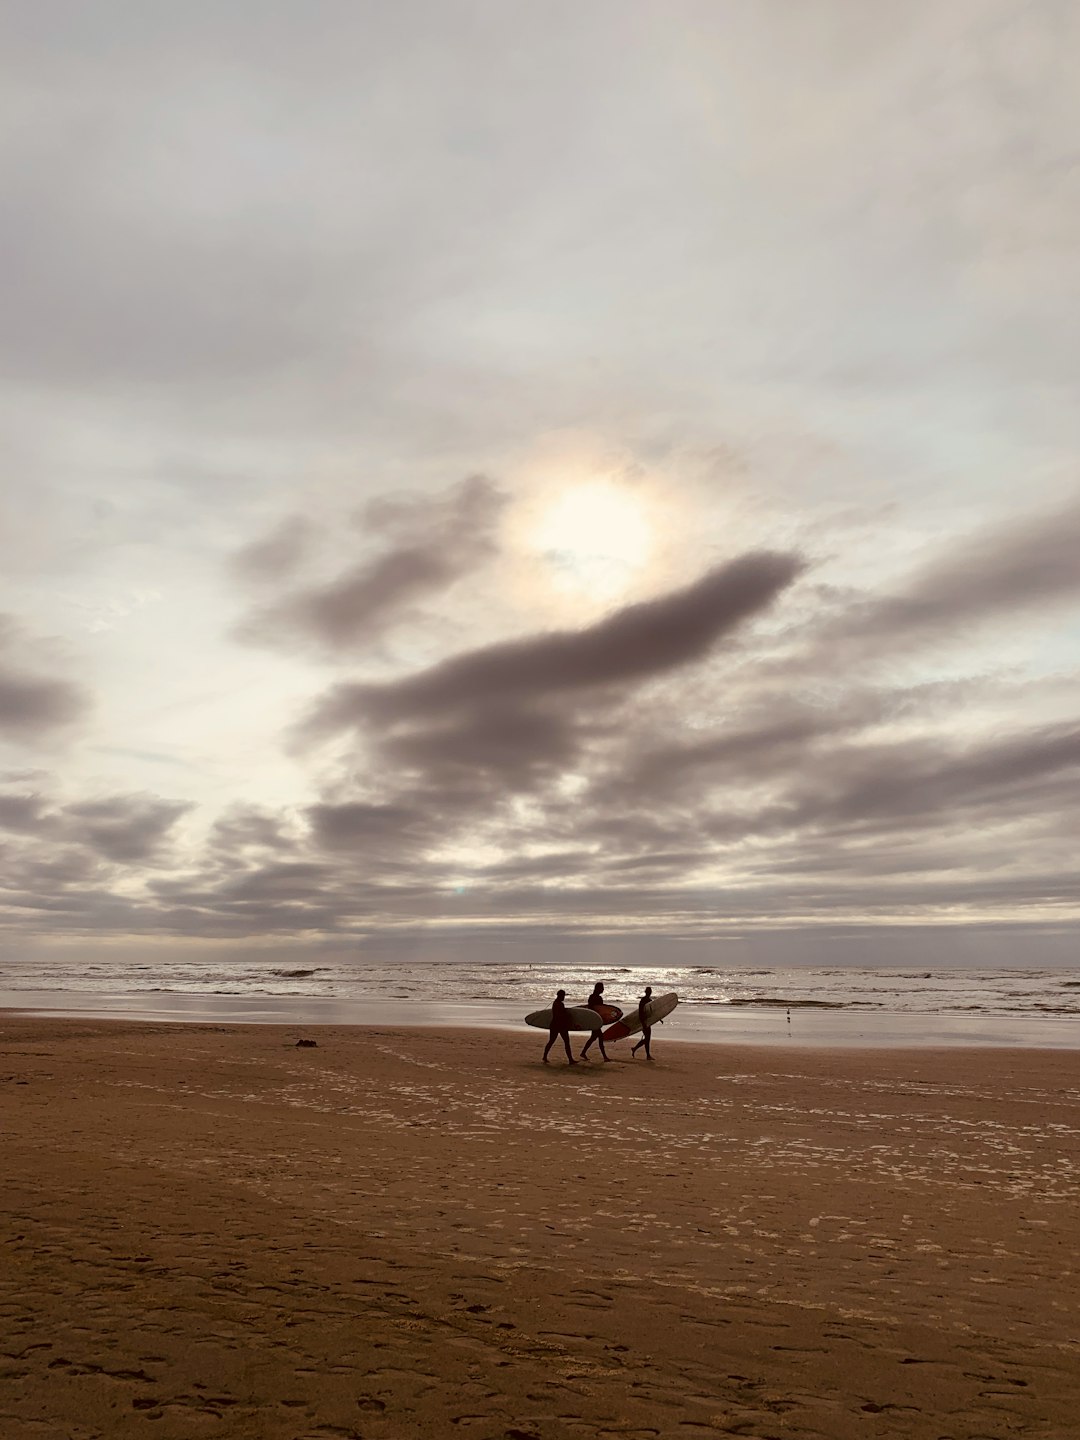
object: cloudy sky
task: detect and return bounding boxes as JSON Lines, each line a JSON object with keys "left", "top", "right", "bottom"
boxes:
{"left": 2, "top": 1, "right": 1079, "bottom": 970}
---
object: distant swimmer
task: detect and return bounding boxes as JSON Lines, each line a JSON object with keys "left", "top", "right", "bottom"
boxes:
{"left": 631, "top": 985, "right": 655, "bottom": 1060}
{"left": 580, "top": 981, "right": 612, "bottom": 1062}
{"left": 542, "top": 989, "right": 578, "bottom": 1066}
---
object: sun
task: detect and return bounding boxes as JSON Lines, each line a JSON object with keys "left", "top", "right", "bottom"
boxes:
{"left": 528, "top": 479, "right": 654, "bottom": 600}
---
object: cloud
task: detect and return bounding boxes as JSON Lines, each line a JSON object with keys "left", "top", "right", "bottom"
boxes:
{"left": 275, "top": 549, "right": 810, "bottom": 891}
{"left": 807, "top": 495, "right": 1080, "bottom": 661}
{"left": 207, "top": 804, "right": 295, "bottom": 856}
{"left": 61, "top": 795, "right": 191, "bottom": 864}
{"left": 3, "top": 7, "right": 1080, "bottom": 960}
{"left": 0, "top": 671, "right": 85, "bottom": 736}
{"left": 237, "top": 475, "right": 505, "bottom": 651}
{"left": 3, "top": 699, "right": 1078, "bottom": 945}
{"left": 594, "top": 709, "right": 852, "bottom": 810}
{"left": 767, "top": 719, "right": 1080, "bottom": 840}
{"left": 381, "top": 705, "right": 596, "bottom": 798}
{"left": 0, "top": 784, "right": 193, "bottom": 934}
{"left": 301, "top": 549, "right": 805, "bottom": 739}
{"left": 0, "top": 615, "right": 89, "bottom": 739}
{"left": 900, "top": 494, "right": 1080, "bottom": 626}
{"left": 0, "top": 791, "right": 50, "bottom": 833}
{"left": 231, "top": 516, "right": 316, "bottom": 584}
{"left": 306, "top": 800, "right": 427, "bottom": 855}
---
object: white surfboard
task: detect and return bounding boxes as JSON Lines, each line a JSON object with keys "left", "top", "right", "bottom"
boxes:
{"left": 525, "top": 1006, "right": 602, "bottom": 1032}
{"left": 602, "top": 992, "right": 678, "bottom": 1042}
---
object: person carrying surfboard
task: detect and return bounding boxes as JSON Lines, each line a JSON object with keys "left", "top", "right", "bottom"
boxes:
{"left": 580, "top": 982, "right": 613, "bottom": 1062}
{"left": 631, "top": 986, "right": 655, "bottom": 1060}
{"left": 542, "top": 990, "right": 578, "bottom": 1065}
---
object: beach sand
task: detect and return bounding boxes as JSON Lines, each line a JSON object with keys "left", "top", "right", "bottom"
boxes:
{"left": 3, "top": 1019, "right": 1079, "bottom": 1439}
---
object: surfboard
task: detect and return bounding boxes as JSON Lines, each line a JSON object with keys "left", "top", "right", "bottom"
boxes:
{"left": 579, "top": 1002, "right": 623, "bottom": 1023}
{"left": 601, "top": 992, "right": 678, "bottom": 1042}
{"left": 525, "top": 1005, "right": 602, "bottom": 1032}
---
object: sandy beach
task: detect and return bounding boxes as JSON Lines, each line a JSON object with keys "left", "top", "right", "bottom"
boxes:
{"left": 3, "top": 1019, "right": 1080, "bottom": 1439}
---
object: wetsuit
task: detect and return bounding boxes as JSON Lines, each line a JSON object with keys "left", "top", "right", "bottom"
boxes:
{"left": 543, "top": 995, "right": 576, "bottom": 1064}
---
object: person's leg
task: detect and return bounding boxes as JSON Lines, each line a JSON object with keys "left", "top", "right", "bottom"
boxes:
{"left": 580, "top": 1031, "right": 596, "bottom": 1059}
{"left": 543, "top": 1027, "right": 558, "bottom": 1063}
{"left": 561, "top": 1028, "right": 577, "bottom": 1063}
{"left": 598, "top": 1034, "right": 610, "bottom": 1061}
{"left": 642, "top": 1026, "right": 652, "bottom": 1059}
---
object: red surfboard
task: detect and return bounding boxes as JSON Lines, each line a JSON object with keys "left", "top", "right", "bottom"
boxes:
{"left": 580, "top": 1001, "right": 623, "bottom": 1024}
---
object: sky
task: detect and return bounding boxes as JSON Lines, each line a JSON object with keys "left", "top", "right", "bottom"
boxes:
{"left": 2, "top": 0, "right": 1079, "bottom": 970}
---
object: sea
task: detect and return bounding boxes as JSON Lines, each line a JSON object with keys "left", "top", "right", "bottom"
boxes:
{"left": 2, "top": 956, "right": 1080, "bottom": 1048}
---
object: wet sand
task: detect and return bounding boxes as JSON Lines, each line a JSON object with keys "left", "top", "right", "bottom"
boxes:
{"left": 7, "top": 987, "right": 1080, "bottom": 1048}
{"left": 3, "top": 1017, "right": 1080, "bottom": 1438}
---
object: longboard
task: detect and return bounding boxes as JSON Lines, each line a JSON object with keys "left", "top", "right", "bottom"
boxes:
{"left": 525, "top": 1005, "right": 601, "bottom": 1032}
{"left": 602, "top": 992, "right": 678, "bottom": 1042}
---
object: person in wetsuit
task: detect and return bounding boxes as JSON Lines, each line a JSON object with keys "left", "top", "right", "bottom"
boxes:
{"left": 631, "top": 985, "right": 654, "bottom": 1059}
{"left": 542, "top": 989, "right": 578, "bottom": 1065}
{"left": 580, "top": 981, "right": 612, "bottom": 1062}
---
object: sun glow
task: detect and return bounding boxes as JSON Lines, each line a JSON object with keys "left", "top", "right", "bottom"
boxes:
{"left": 528, "top": 479, "right": 654, "bottom": 600}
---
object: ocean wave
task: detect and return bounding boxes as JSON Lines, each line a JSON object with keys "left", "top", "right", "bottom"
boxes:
{"left": 269, "top": 968, "right": 326, "bottom": 979}
{"left": 727, "top": 997, "right": 846, "bottom": 1009}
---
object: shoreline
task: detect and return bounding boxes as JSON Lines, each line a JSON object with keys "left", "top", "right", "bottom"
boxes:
{"left": 5, "top": 1013, "right": 1080, "bottom": 1068}
{"left": 5, "top": 1015, "right": 1080, "bottom": 1438}
{"left": 4, "top": 984, "right": 1080, "bottom": 1048}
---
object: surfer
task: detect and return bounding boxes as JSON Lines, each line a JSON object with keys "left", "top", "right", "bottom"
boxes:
{"left": 580, "top": 981, "right": 612, "bottom": 1062}
{"left": 542, "top": 989, "right": 578, "bottom": 1065}
{"left": 631, "top": 986, "right": 654, "bottom": 1060}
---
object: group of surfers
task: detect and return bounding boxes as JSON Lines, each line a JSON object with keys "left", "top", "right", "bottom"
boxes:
{"left": 542, "top": 981, "right": 657, "bottom": 1065}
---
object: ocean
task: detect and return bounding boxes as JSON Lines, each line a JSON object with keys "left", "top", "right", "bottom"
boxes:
{"left": 2, "top": 956, "right": 1080, "bottom": 1048}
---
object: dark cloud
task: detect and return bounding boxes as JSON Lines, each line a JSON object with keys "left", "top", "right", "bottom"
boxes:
{"left": 0, "top": 791, "right": 49, "bottom": 833}
{"left": 283, "top": 544, "right": 459, "bottom": 645}
{"left": 0, "top": 787, "right": 194, "bottom": 937}
{"left": 382, "top": 705, "right": 594, "bottom": 791}
{"left": 214, "top": 860, "right": 333, "bottom": 905}
{"left": 238, "top": 475, "right": 505, "bottom": 651}
{"left": 594, "top": 711, "right": 846, "bottom": 809}
{"left": 231, "top": 516, "right": 316, "bottom": 584}
{"left": 2, "top": 701, "right": 1078, "bottom": 941}
{"left": 306, "top": 801, "right": 429, "bottom": 857}
{"left": 879, "top": 494, "right": 1080, "bottom": 633}
{"left": 61, "top": 795, "right": 191, "bottom": 864}
{"left": 581, "top": 678, "right": 997, "bottom": 815}
{"left": 302, "top": 549, "right": 805, "bottom": 739}
{"left": 0, "top": 783, "right": 197, "bottom": 873}
{"left": 285, "top": 551, "right": 806, "bottom": 883}
{"left": 0, "top": 615, "right": 89, "bottom": 739}
{"left": 769, "top": 719, "right": 1080, "bottom": 839}
{"left": 550, "top": 712, "right": 1080, "bottom": 880}
{"left": 806, "top": 495, "right": 1080, "bottom": 661}
{"left": 0, "top": 672, "right": 86, "bottom": 736}
{"left": 207, "top": 805, "right": 295, "bottom": 855}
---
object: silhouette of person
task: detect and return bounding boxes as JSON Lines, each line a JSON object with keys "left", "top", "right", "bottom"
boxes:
{"left": 542, "top": 989, "right": 577, "bottom": 1065}
{"left": 631, "top": 985, "right": 654, "bottom": 1059}
{"left": 580, "top": 981, "right": 612, "bottom": 1062}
